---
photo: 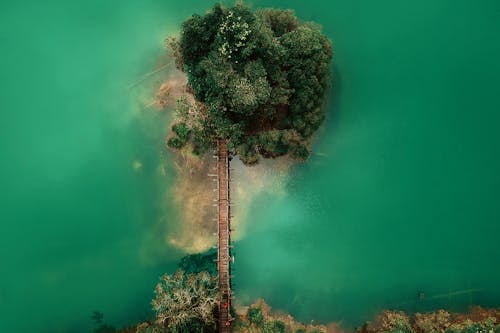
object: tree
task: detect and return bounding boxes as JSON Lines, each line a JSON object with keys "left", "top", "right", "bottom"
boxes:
{"left": 172, "top": 123, "right": 191, "bottom": 142}
{"left": 166, "top": 2, "right": 332, "bottom": 164}
{"left": 166, "top": 136, "right": 185, "bottom": 149}
{"left": 152, "top": 270, "right": 218, "bottom": 331}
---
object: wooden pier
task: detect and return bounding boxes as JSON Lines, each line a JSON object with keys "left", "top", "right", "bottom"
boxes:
{"left": 216, "top": 139, "right": 232, "bottom": 333}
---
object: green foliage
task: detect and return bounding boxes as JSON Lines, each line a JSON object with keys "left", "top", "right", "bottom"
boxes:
{"left": 263, "top": 320, "right": 286, "bottom": 333}
{"left": 166, "top": 2, "right": 332, "bottom": 164}
{"left": 349, "top": 310, "right": 500, "bottom": 333}
{"left": 289, "top": 142, "right": 310, "bottom": 160}
{"left": 167, "top": 123, "right": 192, "bottom": 150}
{"left": 445, "top": 323, "right": 498, "bottom": 333}
{"left": 247, "top": 307, "right": 264, "bottom": 327}
{"left": 388, "top": 323, "right": 413, "bottom": 333}
{"left": 165, "top": 36, "right": 183, "bottom": 70}
{"left": 237, "top": 135, "right": 259, "bottom": 165}
{"left": 260, "top": 9, "right": 298, "bottom": 37}
{"left": 116, "top": 304, "right": 500, "bottom": 333}
{"left": 258, "top": 130, "right": 291, "bottom": 157}
{"left": 166, "top": 136, "right": 185, "bottom": 149}
{"left": 414, "top": 310, "right": 451, "bottom": 333}
{"left": 172, "top": 123, "right": 191, "bottom": 142}
{"left": 179, "top": 4, "right": 225, "bottom": 68}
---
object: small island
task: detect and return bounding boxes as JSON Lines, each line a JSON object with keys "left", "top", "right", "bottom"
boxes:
{"left": 165, "top": 2, "right": 333, "bottom": 164}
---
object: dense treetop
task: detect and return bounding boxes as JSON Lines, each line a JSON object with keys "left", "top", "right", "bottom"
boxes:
{"left": 167, "top": 2, "right": 333, "bottom": 164}
{"left": 152, "top": 270, "right": 218, "bottom": 332}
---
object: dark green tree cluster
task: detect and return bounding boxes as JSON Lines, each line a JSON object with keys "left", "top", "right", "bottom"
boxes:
{"left": 166, "top": 122, "right": 191, "bottom": 149}
{"left": 168, "top": 2, "right": 332, "bottom": 164}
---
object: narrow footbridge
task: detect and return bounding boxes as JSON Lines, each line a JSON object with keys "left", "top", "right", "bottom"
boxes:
{"left": 216, "top": 139, "right": 232, "bottom": 333}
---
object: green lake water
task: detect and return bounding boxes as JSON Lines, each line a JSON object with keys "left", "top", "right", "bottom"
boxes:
{"left": 1, "top": 0, "right": 499, "bottom": 332}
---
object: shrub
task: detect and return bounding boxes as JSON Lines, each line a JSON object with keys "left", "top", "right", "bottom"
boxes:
{"left": 167, "top": 136, "right": 185, "bottom": 149}
{"left": 248, "top": 307, "right": 264, "bottom": 327}
{"left": 152, "top": 270, "right": 218, "bottom": 331}
{"left": 172, "top": 123, "right": 191, "bottom": 142}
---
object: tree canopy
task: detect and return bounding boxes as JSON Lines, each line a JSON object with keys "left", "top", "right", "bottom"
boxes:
{"left": 167, "top": 2, "right": 333, "bottom": 164}
{"left": 152, "top": 270, "right": 218, "bottom": 332}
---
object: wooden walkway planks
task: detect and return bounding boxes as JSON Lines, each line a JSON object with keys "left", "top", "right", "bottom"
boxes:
{"left": 217, "top": 139, "right": 232, "bottom": 333}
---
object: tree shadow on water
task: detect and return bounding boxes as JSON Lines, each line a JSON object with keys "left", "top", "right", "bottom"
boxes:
{"left": 91, "top": 311, "right": 116, "bottom": 333}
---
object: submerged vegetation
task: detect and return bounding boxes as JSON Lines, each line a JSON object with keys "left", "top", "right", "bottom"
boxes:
{"left": 166, "top": 2, "right": 333, "bottom": 164}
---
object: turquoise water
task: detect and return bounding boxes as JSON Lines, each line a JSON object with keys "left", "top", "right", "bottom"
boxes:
{"left": 234, "top": 0, "right": 500, "bottom": 327}
{"left": 0, "top": 1, "right": 187, "bottom": 331}
{"left": 1, "top": 0, "right": 499, "bottom": 332}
